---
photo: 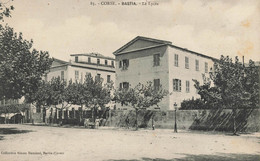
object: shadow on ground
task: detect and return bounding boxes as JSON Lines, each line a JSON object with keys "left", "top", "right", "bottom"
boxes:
{"left": 0, "top": 128, "right": 33, "bottom": 141}
{"left": 106, "top": 153, "right": 260, "bottom": 161}
{"left": 0, "top": 128, "right": 33, "bottom": 135}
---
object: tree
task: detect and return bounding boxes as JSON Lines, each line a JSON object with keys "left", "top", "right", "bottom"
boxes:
{"left": 193, "top": 55, "right": 259, "bottom": 135}
{"left": 66, "top": 75, "right": 113, "bottom": 123}
{"left": 0, "top": 25, "right": 53, "bottom": 100}
{"left": 114, "top": 82, "right": 168, "bottom": 130}
{"left": 26, "top": 77, "right": 72, "bottom": 123}
{"left": 0, "top": 1, "right": 14, "bottom": 21}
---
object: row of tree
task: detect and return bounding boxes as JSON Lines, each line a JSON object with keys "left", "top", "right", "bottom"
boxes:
{"left": 183, "top": 56, "right": 259, "bottom": 134}
{"left": 25, "top": 76, "right": 112, "bottom": 122}
{"left": 24, "top": 75, "right": 168, "bottom": 129}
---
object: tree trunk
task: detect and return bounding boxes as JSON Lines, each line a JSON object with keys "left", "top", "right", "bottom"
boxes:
{"left": 4, "top": 113, "right": 6, "bottom": 124}
{"left": 135, "top": 109, "right": 138, "bottom": 130}
{"left": 54, "top": 108, "right": 58, "bottom": 124}
{"left": 80, "top": 105, "right": 83, "bottom": 123}
{"left": 232, "top": 108, "right": 237, "bottom": 135}
{"left": 4, "top": 99, "right": 6, "bottom": 124}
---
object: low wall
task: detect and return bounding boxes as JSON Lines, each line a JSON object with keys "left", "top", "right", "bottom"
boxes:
{"left": 106, "top": 109, "right": 260, "bottom": 132}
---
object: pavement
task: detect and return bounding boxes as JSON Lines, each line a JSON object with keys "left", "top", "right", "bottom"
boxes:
{"left": 0, "top": 124, "right": 259, "bottom": 161}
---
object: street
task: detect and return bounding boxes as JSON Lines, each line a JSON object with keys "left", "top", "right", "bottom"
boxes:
{"left": 0, "top": 124, "right": 259, "bottom": 161}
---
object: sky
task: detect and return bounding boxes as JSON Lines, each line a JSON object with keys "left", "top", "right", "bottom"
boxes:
{"left": 2, "top": 0, "right": 260, "bottom": 62}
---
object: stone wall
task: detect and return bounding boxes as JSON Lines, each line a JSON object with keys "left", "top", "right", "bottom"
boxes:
{"left": 106, "top": 109, "right": 260, "bottom": 132}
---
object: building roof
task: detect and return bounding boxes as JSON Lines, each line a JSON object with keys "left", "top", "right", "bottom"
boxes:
{"left": 70, "top": 53, "right": 115, "bottom": 60}
{"left": 113, "top": 36, "right": 172, "bottom": 55}
{"left": 52, "top": 58, "right": 69, "bottom": 64}
{"left": 169, "top": 44, "right": 218, "bottom": 61}
{"left": 113, "top": 36, "right": 218, "bottom": 61}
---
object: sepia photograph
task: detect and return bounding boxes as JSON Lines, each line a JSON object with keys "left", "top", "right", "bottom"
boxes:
{"left": 0, "top": 0, "right": 259, "bottom": 160}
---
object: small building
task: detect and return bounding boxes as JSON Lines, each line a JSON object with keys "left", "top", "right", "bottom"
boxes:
{"left": 113, "top": 36, "right": 217, "bottom": 110}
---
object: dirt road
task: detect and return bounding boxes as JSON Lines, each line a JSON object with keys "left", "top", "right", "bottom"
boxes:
{"left": 0, "top": 124, "right": 259, "bottom": 161}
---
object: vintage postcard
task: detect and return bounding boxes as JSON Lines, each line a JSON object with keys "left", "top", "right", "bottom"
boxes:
{"left": 0, "top": 0, "right": 259, "bottom": 161}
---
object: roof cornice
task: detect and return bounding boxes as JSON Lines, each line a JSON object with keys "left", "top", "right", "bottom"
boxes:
{"left": 115, "top": 44, "right": 167, "bottom": 55}
{"left": 113, "top": 36, "right": 172, "bottom": 55}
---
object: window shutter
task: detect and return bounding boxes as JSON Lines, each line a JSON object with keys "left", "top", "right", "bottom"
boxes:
{"left": 173, "top": 79, "right": 176, "bottom": 91}
{"left": 179, "top": 80, "right": 181, "bottom": 92}
{"left": 157, "top": 54, "right": 160, "bottom": 66}
{"left": 119, "top": 61, "right": 122, "bottom": 68}
{"left": 126, "top": 59, "right": 129, "bottom": 67}
{"left": 119, "top": 83, "right": 122, "bottom": 90}
{"left": 153, "top": 55, "right": 156, "bottom": 66}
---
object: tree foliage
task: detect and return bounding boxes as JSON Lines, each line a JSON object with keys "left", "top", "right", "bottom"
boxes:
{"left": 26, "top": 75, "right": 113, "bottom": 123}
{"left": 192, "top": 55, "right": 259, "bottom": 134}
{"left": 193, "top": 55, "right": 259, "bottom": 109}
{"left": 0, "top": 25, "right": 53, "bottom": 100}
{"left": 115, "top": 82, "right": 168, "bottom": 110}
{"left": 0, "top": 1, "right": 14, "bottom": 21}
{"left": 66, "top": 75, "right": 112, "bottom": 110}
{"left": 114, "top": 82, "right": 168, "bottom": 129}
{"left": 0, "top": 103, "right": 30, "bottom": 115}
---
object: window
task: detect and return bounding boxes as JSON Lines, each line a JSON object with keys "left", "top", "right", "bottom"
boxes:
{"left": 174, "top": 54, "right": 179, "bottom": 67}
{"left": 186, "top": 80, "right": 190, "bottom": 93}
{"left": 185, "top": 57, "right": 189, "bottom": 69}
{"left": 173, "top": 79, "right": 181, "bottom": 92}
{"left": 153, "top": 54, "right": 160, "bottom": 66}
{"left": 196, "top": 59, "right": 199, "bottom": 71}
{"left": 120, "top": 82, "right": 129, "bottom": 90}
{"left": 75, "top": 70, "right": 79, "bottom": 81}
{"left": 154, "top": 79, "right": 160, "bottom": 90}
{"left": 105, "top": 60, "right": 108, "bottom": 65}
{"left": 107, "top": 75, "right": 111, "bottom": 83}
{"left": 75, "top": 56, "right": 78, "bottom": 62}
{"left": 88, "top": 57, "right": 91, "bottom": 63}
{"left": 205, "top": 62, "right": 208, "bottom": 73}
{"left": 122, "top": 59, "right": 129, "bottom": 70}
{"left": 111, "top": 61, "right": 114, "bottom": 67}
{"left": 97, "top": 59, "right": 100, "bottom": 65}
{"left": 61, "top": 71, "right": 64, "bottom": 80}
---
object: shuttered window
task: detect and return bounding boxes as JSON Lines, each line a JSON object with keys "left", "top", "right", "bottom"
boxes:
{"left": 173, "top": 79, "right": 181, "bottom": 92}
{"left": 174, "top": 54, "right": 179, "bottom": 67}
{"left": 185, "top": 57, "right": 189, "bottom": 69}
{"left": 196, "top": 59, "right": 199, "bottom": 71}
{"left": 154, "top": 79, "right": 160, "bottom": 90}
{"left": 186, "top": 80, "right": 190, "bottom": 93}
{"left": 153, "top": 54, "right": 160, "bottom": 66}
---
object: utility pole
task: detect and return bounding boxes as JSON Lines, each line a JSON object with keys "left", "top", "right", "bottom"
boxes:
{"left": 174, "top": 102, "right": 177, "bottom": 133}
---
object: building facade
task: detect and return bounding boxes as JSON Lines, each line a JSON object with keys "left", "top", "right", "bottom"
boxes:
{"left": 45, "top": 53, "right": 115, "bottom": 84}
{"left": 113, "top": 36, "right": 216, "bottom": 110}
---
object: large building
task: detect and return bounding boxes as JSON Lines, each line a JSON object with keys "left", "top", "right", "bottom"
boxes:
{"left": 45, "top": 53, "right": 115, "bottom": 84}
{"left": 113, "top": 36, "right": 216, "bottom": 110}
